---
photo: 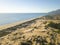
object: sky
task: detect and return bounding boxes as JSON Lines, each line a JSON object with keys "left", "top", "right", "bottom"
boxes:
{"left": 0, "top": 0, "right": 60, "bottom": 13}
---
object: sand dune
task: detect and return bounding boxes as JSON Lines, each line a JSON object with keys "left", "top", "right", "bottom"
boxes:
{"left": 0, "top": 17, "right": 60, "bottom": 45}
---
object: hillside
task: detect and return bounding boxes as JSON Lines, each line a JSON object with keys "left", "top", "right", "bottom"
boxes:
{"left": 40, "top": 9, "right": 60, "bottom": 20}
{"left": 0, "top": 19, "right": 60, "bottom": 45}
{"left": 0, "top": 9, "right": 60, "bottom": 45}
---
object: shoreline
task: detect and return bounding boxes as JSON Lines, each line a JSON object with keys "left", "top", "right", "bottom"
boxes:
{"left": 0, "top": 16, "right": 60, "bottom": 30}
{"left": 0, "top": 16, "right": 40, "bottom": 30}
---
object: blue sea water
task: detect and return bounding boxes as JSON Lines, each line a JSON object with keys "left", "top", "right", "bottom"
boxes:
{"left": 0, "top": 13, "right": 46, "bottom": 25}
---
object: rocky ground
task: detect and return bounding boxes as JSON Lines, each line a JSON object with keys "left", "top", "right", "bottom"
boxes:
{"left": 0, "top": 18, "right": 60, "bottom": 45}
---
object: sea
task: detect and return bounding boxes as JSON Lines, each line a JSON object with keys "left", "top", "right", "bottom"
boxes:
{"left": 0, "top": 13, "right": 46, "bottom": 25}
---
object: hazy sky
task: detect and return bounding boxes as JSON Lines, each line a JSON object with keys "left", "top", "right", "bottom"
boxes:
{"left": 0, "top": 0, "right": 60, "bottom": 13}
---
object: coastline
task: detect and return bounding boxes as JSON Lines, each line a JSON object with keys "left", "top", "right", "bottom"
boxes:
{"left": 0, "top": 16, "right": 40, "bottom": 30}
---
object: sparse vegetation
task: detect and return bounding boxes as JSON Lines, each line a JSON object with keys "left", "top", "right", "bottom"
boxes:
{"left": 46, "top": 22, "right": 60, "bottom": 33}
{"left": 47, "top": 22, "right": 60, "bottom": 29}
{"left": 0, "top": 19, "right": 60, "bottom": 45}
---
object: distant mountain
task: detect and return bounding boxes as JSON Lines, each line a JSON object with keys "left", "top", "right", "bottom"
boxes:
{"left": 48, "top": 9, "right": 60, "bottom": 15}
{"left": 40, "top": 9, "right": 60, "bottom": 20}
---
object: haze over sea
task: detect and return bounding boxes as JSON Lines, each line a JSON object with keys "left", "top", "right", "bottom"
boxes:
{"left": 0, "top": 13, "right": 46, "bottom": 25}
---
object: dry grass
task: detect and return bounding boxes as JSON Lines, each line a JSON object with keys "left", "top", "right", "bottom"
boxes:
{"left": 0, "top": 19, "right": 60, "bottom": 45}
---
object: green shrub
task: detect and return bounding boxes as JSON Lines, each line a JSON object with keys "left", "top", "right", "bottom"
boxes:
{"left": 47, "top": 22, "right": 60, "bottom": 29}
{"left": 21, "top": 41, "right": 32, "bottom": 45}
{"left": 47, "top": 22, "right": 60, "bottom": 33}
